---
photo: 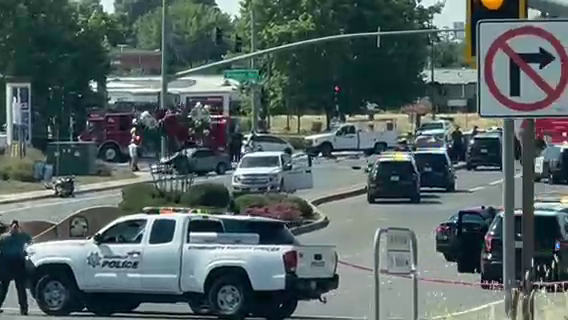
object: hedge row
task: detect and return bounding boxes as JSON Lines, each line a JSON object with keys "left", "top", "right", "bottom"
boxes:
{"left": 119, "top": 182, "right": 315, "bottom": 221}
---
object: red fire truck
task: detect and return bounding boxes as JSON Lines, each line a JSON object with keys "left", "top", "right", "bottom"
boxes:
{"left": 79, "top": 111, "right": 231, "bottom": 162}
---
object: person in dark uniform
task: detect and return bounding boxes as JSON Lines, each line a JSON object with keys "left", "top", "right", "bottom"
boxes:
{"left": 451, "top": 127, "right": 464, "bottom": 162}
{"left": 0, "top": 220, "right": 31, "bottom": 315}
{"left": 230, "top": 131, "right": 243, "bottom": 163}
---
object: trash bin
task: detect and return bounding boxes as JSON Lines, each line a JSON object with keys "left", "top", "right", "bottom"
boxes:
{"left": 46, "top": 142, "right": 97, "bottom": 176}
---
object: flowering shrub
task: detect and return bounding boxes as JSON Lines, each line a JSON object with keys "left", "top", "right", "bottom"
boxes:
{"left": 244, "top": 202, "right": 302, "bottom": 221}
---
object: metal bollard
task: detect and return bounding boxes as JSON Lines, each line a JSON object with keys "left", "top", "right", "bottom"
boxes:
{"left": 373, "top": 227, "right": 418, "bottom": 320}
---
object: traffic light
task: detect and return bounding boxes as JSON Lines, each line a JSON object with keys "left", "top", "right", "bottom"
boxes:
{"left": 234, "top": 35, "right": 243, "bottom": 52}
{"left": 465, "top": 0, "right": 527, "bottom": 65}
{"left": 214, "top": 27, "right": 223, "bottom": 45}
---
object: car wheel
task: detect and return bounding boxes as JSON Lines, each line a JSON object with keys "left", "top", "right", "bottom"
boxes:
{"left": 410, "top": 193, "right": 421, "bottom": 203}
{"left": 98, "top": 143, "right": 121, "bottom": 163}
{"left": 320, "top": 143, "right": 333, "bottom": 157}
{"left": 207, "top": 274, "right": 251, "bottom": 319}
{"left": 466, "top": 163, "right": 473, "bottom": 171}
{"left": 480, "top": 272, "right": 497, "bottom": 290}
{"left": 457, "top": 258, "right": 476, "bottom": 273}
{"left": 374, "top": 142, "right": 387, "bottom": 154}
{"left": 443, "top": 253, "right": 456, "bottom": 262}
{"left": 367, "top": 192, "right": 376, "bottom": 204}
{"left": 35, "top": 273, "right": 80, "bottom": 316}
{"left": 215, "top": 162, "right": 227, "bottom": 175}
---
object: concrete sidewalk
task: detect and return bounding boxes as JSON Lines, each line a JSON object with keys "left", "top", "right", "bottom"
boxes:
{"left": 0, "top": 173, "right": 152, "bottom": 205}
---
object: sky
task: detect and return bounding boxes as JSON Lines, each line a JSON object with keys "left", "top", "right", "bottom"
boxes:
{"left": 100, "top": 0, "right": 539, "bottom": 29}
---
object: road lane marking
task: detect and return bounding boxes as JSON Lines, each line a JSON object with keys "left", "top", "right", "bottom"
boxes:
{"left": 468, "top": 186, "right": 486, "bottom": 192}
{"left": 467, "top": 173, "right": 523, "bottom": 192}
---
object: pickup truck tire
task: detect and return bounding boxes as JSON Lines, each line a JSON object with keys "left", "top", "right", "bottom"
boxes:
{"left": 320, "top": 143, "right": 333, "bottom": 157}
{"left": 216, "top": 162, "right": 228, "bottom": 175}
{"left": 250, "top": 297, "right": 299, "bottom": 319}
{"left": 373, "top": 142, "right": 387, "bottom": 154}
{"left": 35, "top": 273, "right": 80, "bottom": 316}
{"left": 207, "top": 274, "right": 251, "bottom": 319}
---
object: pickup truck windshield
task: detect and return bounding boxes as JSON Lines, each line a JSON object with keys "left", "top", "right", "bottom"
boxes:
{"left": 239, "top": 156, "right": 280, "bottom": 168}
{"left": 222, "top": 220, "right": 297, "bottom": 245}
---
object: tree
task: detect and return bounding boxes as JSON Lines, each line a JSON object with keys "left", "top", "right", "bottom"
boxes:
{"left": 433, "top": 31, "right": 468, "bottom": 68}
{"left": 134, "top": 0, "right": 233, "bottom": 71}
{"left": 237, "top": 0, "right": 442, "bottom": 122}
{"left": 0, "top": 0, "right": 110, "bottom": 143}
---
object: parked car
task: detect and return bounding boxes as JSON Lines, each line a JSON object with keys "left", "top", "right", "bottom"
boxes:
{"left": 242, "top": 134, "right": 295, "bottom": 154}
{"left": 366, "top": 152, "right": 421, "bottom": 203}
{"left": 466, "top": 132, "right": 502, "bottom": 170}
{"left": 152, "top": 147, "right": 231, "bottom": 176}
{"left": 480, "top": 204, "right": 568, "bottom": 288}
{"left": 413, "top": 148, "right": 456, "bottom": 191}
{"left": 435, "top": 206, "right": 498, "bottom": 263}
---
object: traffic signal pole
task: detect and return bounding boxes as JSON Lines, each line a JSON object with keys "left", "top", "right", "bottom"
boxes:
{"left": 173, "top": 28, "right": 463, "bottom": 79}
{"left": 160, "top": 0, "right": 169, "bottom": 158}
{"left": 250, "top": 3, "right": 258, "bottom": 132}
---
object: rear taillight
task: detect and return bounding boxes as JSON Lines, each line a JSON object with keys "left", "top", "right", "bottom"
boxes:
{"left": 484, "top": 234, "right": 493, "bottom": 252}
{"left": 436, "top": 225, "right": 450, "bottom": 233}
{"left": 283, "top": 250, "right": 298, "bottom": 273}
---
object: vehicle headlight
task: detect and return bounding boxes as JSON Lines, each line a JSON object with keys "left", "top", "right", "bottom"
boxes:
{"left": 233, "top": 175, "right": 242, "bottom": 183}
{"left": 269, "top": 174, "right": 278, "bottom": 181}
{"left": 25, "top": 246, "right": 35, "bottom": 257}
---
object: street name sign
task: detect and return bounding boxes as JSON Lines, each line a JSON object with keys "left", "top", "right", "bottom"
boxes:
{"left": 223, "top": 69, "right": 259, "bottom": 83}
{"left": 477, "top": 19, "right": 568, "bottom": 118}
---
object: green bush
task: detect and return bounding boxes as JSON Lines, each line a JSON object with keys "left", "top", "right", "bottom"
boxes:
{"left": 0, "top": 148, "right": 45, "bottom": 182}
{"left": 179, "top": 183, "right": 231, "bottom": 208}
{"left": 287, "top": 195, "right": 314, "bottom": 219}
{"left": 119, "top": 183, "right": 166, "bottom": 214}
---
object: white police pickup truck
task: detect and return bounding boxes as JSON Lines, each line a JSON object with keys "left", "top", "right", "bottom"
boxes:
{"left": 26, "top": 213, "right": 338, "bottom": 319}
{"left": 232, "top": 151, "right": 313, "bottom": 194}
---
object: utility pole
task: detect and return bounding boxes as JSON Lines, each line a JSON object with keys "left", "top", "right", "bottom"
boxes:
{"left": 430, "top": 36, "right": 436, "bottom": 120}
{"left": 160, "top": 0, "right": 169, "bottom": 158}
{"left": 250, "top": 3, "right": 258, "bottom": 132}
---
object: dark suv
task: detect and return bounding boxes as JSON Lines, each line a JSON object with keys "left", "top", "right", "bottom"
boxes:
{"left": 366, "top": 153, "right": 421, "bottom": 203}
{"left": 466, "top": 132, "right": 502, "bottom": 171}
{"left": 480, "top": 205, "right": 568, "bottom": 288}
{"left": 413, "top": 148, "right": 456, "bottom": 192}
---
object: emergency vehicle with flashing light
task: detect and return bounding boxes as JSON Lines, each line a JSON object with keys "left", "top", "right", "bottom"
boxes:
{"left": 25, "top": 212, "right": 338, "bottom": 319}
{"left": 366, "top": 152, "right": 421, "bottom": 203}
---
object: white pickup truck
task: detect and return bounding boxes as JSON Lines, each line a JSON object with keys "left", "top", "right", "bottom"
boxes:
{"left": 304, "top": 123, "right": 398, "bottom": 156}
{"left": 26, "top": 213, "right": 338, "bottom": 319}
{"left": 232, "top": 151, "right": 313, "bottom": 194}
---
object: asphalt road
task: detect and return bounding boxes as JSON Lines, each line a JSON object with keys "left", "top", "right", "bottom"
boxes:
{"left": 295, "top": 166, "right": 568, "bottom": 320}
{"left": 0, "top": 157, "right": 366, "bottom": 224}
{"left": 1, "top": 161, "right": 564, "bottom": 319}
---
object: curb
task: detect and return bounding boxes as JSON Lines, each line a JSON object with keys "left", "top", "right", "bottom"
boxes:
{"left": 290, "top": 185, "right": 367, "bottom": 236}
{"left": 0, "top": 177, "right": 153, "bottom": 205}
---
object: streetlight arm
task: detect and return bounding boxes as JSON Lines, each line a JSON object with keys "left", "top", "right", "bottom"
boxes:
{"left": 173, "top": 27, "right": 464, "bottom": 79}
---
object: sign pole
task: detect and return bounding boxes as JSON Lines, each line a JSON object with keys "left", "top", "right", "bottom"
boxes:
{"left": 502, "top": 119, "right": 516, "bottom": 317}
{"left": 521, "top": 118, "right": 535, "bottom": 320}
